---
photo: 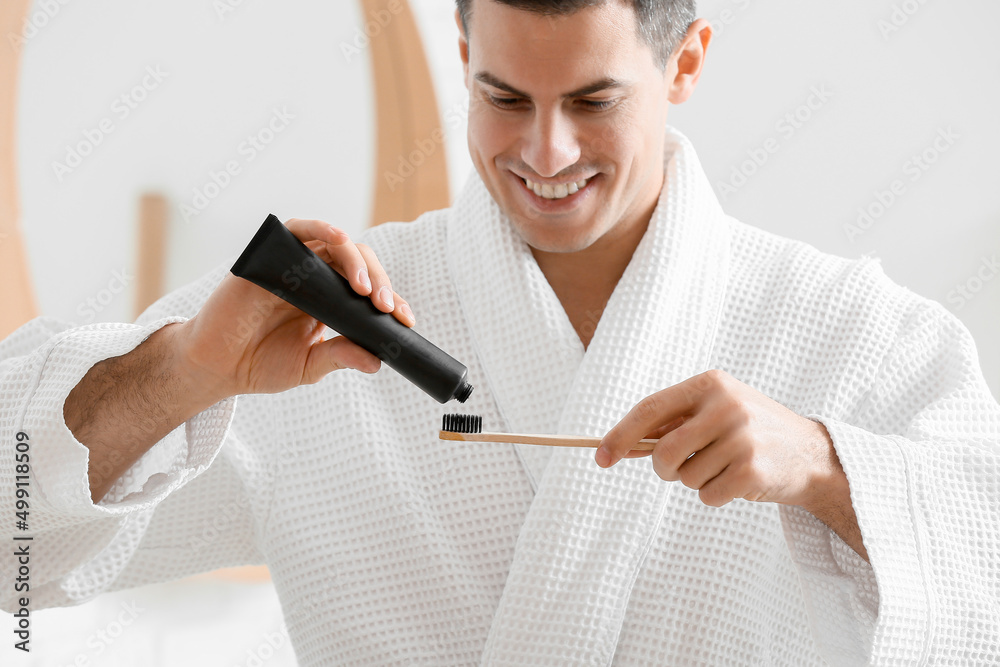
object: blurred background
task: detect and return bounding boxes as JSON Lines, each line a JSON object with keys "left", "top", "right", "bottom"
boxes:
{"left": 1, "top": 0, "right": 997, "bottom": 664}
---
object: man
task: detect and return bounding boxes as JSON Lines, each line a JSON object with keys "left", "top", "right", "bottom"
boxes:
{"left": 2, "top": 0, "right": 997, "bottom": 664}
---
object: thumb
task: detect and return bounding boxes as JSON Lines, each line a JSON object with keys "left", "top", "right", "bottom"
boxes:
{"left": 301, "top": 334, "right": 382, "bottom": 385}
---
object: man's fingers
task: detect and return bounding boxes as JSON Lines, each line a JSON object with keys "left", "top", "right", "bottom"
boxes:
{"left": 282, "top": 219, "right": 413, "bottom": 325}
{"left": 645, "top": 418, "right": 685, "bottom": 441}
{"left": 285, "top": 218, "right": 372, "bottom": 297}
{"left": 301, "top": 334, "right": 381, "bottom": 385}
{"left": 285, "top": 218, "right": 351, "bottom": 252}
{"left": 597, "top": 374, "right": 714, "bottom": 467}
{"left": 355, "top": 243, "right": 415, "bottom": 326}
{"left": 648, "top": 414, "right": 722, "bottom": 480}
{"left": 395, "top": 295, "right": 415, "bottom": 327}
{"left": 696, "top": 464, "right": 741, "bottom": 508}
{"left": 688, "top": 437, "right": 771, "bottom": 507}
{"left": 622, "top": 449, "right": 654, "bottom": 459}
{"left": 354, "top": 243, "right": 392, "bottom": 310}
{"left": 668, "top": 438, "right": 730, "bottom": 489}
{"left": 616, "top": 418, "right": 686, "bottom": 460}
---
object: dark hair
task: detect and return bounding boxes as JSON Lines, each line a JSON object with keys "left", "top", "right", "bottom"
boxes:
{"left": 455, "top": 0, "right": 697, "bottom": 69}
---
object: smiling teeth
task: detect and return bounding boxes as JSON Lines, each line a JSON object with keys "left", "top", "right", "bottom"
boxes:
{"left": 525, "top": 178, "right": 589, "bottom": 199}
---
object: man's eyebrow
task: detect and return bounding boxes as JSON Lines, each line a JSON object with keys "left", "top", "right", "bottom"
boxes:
{"left": 474, "top": 71, "right": 631, "bottom": 98}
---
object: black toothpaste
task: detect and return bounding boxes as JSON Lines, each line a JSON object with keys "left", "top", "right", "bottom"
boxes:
{"left": 231, "top": 214, "right": 473, "bottom": 404}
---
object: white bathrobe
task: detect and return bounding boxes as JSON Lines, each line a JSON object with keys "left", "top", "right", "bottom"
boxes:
{"left": 2, "top": 127, "right": 998, "bottom": 666}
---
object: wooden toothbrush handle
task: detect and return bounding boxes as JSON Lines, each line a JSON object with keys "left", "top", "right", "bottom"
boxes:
{"left": 439, "top": 431, "right": 658, "bottom": 451}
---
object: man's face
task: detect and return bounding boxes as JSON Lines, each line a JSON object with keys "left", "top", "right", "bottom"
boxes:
{"left": 459, "top": 0, "right": 675, "bottom": 254}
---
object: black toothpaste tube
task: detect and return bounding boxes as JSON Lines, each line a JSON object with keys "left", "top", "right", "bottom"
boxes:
{"left": 231, "top": 214, "right": 474, "bottom": 404}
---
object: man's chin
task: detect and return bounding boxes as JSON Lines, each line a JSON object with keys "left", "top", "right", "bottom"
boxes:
{"left": 508, "top": 209, "right": 599, "bottom": 253}
{"left": 509, "top": 219, "right": 599, "bottom": 255}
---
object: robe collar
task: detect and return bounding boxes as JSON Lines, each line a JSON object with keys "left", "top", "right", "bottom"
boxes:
{"left": 446, "top": 126, "right": 732, "bottom": 665}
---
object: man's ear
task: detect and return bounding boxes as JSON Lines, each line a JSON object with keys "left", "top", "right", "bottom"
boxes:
{"left": 667, "top": 18, "right": 712, "bottom": 105}
{"left": 456, "top": 8, "right": 470, "bottom": 87}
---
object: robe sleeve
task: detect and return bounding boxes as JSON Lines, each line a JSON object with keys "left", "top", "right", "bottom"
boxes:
{"left": 785, "top": 298, "right": 1000, "bottom": 664}
{"left": 0, "top": 263, "right": 270, "bottom": 612}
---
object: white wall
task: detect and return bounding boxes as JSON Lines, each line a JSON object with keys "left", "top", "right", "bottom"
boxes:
{"left": 18, "top": 0, "right": 375, "bottom": 325}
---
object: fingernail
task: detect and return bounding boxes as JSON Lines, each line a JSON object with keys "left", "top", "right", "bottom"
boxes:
{"left": 596, "top": 446, "right": 612, "bottom": 468}
{"left": 379, "top": 286, "right": 394, "bottom": 309}
{"left": 358, "top": 269, "right": 371, "bottom": 292}
{"left": 400, "top": 303, "right": 414, "bottom": 322}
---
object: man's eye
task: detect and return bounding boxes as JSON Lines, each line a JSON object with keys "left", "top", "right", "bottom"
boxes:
{"left": 580, "top": 99, "right": 617, "bottom": 111}
{"left": 487, "top": 94, "right": 523, "bottom": 109}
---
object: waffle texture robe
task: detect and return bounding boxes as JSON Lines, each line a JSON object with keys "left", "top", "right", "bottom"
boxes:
{"left": 2, "top": 127, "right": 998, "bottom": 666}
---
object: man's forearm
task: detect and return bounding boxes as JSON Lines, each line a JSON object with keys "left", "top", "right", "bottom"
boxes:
{"left": 63, "top": 322, "right": 229, "bottom": 504}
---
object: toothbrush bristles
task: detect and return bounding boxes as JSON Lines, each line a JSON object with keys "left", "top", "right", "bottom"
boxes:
{"left": 442, "top": 414, "right": 483, "bottom": 433}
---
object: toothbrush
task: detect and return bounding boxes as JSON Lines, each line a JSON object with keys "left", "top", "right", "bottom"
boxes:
{"left": 438, "top": 414, "right": 658, "bottom": 451}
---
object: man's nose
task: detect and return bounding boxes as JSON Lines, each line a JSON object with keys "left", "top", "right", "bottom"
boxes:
{"left": 521, "top": 109, "right": 581, "bottom": 179}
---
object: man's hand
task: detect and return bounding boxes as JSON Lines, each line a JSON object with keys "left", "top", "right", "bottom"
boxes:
{"left": 595, "top": 369, "right": 868, "bottom": 560}
{"left": 68, "top": 217, "right": 413, "bottom": 503}
{"left": 178, "top": 217, "right": 416, "bottom": 400}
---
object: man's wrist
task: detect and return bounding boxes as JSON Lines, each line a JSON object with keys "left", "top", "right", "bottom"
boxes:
{"left": 799, "top": 421, "right": 849, "bottom": 515}
{"left": 797, "top": 420, "right": 870, "bottom": 561}
{"left": 162, "top": 320, "right": 235, "bottom": 410}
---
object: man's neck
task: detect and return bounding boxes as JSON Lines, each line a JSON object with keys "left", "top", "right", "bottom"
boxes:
{"left": 530, "top": 206, "right": 654, "bottom": 350}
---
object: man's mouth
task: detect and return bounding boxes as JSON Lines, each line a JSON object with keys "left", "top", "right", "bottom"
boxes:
{"left": 522, "top": 176, "right": 591, "bottom": 200}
